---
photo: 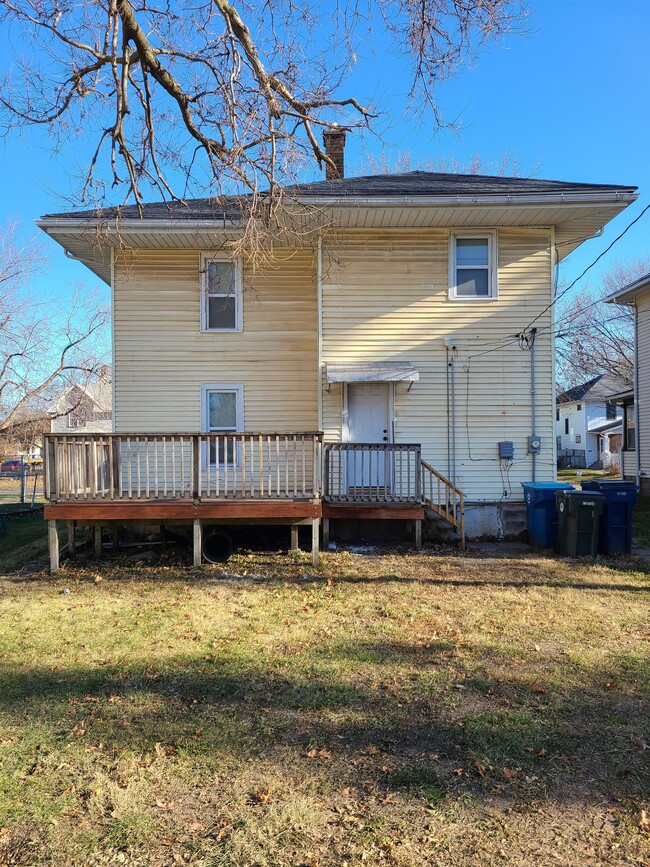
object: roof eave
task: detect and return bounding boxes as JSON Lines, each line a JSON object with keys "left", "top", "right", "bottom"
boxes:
{"left": 605, "top": 272, "right": 650, "bottom": 305}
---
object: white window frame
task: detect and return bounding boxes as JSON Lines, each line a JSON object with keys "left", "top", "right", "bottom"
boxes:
{"left": 200, "top": 252, "right": 243, "bottom": 332}
{"left": 200, "top": 383, "right": 244, "bottom": 467}
{"left": 448, "top": 231, "right": 498, "bottom": 301}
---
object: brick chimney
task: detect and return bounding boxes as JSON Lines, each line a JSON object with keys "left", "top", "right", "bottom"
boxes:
{"left": 322, "top": 127, "right": 346, "bottom": 180}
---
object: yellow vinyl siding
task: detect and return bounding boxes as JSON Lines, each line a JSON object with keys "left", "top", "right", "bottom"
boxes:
{"left": 636, "top": 291, "right": 650, "bottom": 479}
{"left": 113, "top": 249, "right": 317, "bottom": 433}
{"left": 321, "top": 229, "right": 554, "bottom": 502}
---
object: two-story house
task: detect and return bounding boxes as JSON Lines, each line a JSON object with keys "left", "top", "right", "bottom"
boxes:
{"left": 555, "top": 374, "right": 629, "bottom": 470}
{"left": 49, "top": 368, "right": 113, "bottom": 434}
{"left": 37, "top": 134, "right": 638, "bottom": 570}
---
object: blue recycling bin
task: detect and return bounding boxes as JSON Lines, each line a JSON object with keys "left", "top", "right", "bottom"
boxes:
{"left": 582, "top": 480, "right": 638, "bottom": 555}
{"left": 521, "top": 482, "right": 575, "bottom": 548}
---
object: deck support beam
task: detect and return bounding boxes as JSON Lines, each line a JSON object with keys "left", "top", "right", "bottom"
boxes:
{"left": 67, "top": 521, "right": 76, "bottom": 558}
{"left": 290, "top": 525, "right": 299, "bottom": 551}
{"left": 311, "top": 518, "right": 320, "bottom": 566}
{"left": 414, "top": 519, "right": 422, "bottom": 551}
{"left": 193, "top": 519, "right": 202, "bottom": 567}
{"left": 322, "top": 517, "right": 330, "bottom": 549}
{"left": 49, "top": 521, "right": 59, "bottom": 574}
{"left": 94, "top": 524, "right": 102, "bottom": 558}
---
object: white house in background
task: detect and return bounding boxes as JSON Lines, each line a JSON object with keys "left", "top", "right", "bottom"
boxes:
{"left": 606, "top": 271, "right": 650, "bottom": 493}
{"left": 50, "top": 368, "right": 113, "bottom": 434}
{"left": 556, "top": 374, "right": 629, "bottom": 469}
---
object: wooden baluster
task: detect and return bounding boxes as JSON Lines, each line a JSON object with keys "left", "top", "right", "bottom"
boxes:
{"left": 170, "top": 436, "right": 177, "bottom": 497}
{"left": 162, "top": 436, "right": 168, "bottom": 496}
{"left": 301, "top": 436, "right": 306, "bottom": 497}
{"left": 275, "top": 436, "right": 279, "bottom": 497}
{"left": 241, "top": 434, "right": 246, "bottom": 498}
{"left": 125, "top": 437, "right": 132, "bottom": 499}
{"left": 282, "top": 435, "right": 289, "bottom": 497}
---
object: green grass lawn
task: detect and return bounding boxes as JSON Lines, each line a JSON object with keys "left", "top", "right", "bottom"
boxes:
{"left": 0, "top": 510, "right": 54, "bottom": 572}
{"left": 632, "top": 496, "right": 650, "bottom": 548}
{"left": 0, "top": 547, "right": 648, "bottom": 865}
{"left": 557, "top": 468, "right": 619, "bottom": 485}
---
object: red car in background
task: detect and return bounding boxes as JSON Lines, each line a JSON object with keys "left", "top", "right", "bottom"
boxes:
{"left": 0, "top": 459, "right": 24, "bottom": 476}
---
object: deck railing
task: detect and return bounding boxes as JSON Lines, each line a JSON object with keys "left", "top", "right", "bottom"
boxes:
{"left": 323, "top": 442, "right": 422, "bottom": 504}
{"left": 421, "top": 459, "right": 465, "bottom": 549}
{"left": 44, "top": 432, "right": 323, "bottom": 501}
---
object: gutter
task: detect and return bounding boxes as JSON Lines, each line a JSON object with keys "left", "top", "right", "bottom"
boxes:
{"left": 35, "top": 190, "right": 638, "bottom": 232}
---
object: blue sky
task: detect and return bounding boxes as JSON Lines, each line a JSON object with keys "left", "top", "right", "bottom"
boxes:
{"left": 0, "top": 0, "right": 648, "bottom": 304}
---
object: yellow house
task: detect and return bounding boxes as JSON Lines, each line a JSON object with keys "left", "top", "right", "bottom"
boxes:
{"left": 37, "top": 143, "right": 637, "bottom": 570}
{"left": 607, "top": 272, "right": 650, "bottom": 493}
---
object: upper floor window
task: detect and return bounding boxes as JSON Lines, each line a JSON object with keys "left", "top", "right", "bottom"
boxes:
{"left": 449, "top": 232, "right": 497, "bottom": 300}
{"left": 556, "top": 409, "right": 560, "bottom": 421}
{"left": 200, "top": 253, "right": 243, "bottom": 331}
{"left": 576, "top": 403, "right": 582, "bottom": 411}
{"left": 564, "top": 418, "right": 569, "bottom": 435}
{"left": 606, "top": 402, "right": 617, "bottom": 419}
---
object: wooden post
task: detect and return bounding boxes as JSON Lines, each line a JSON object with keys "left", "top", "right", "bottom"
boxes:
{"left": 112, "top": 524, "right": 120, "bottom": 551}
{"left": 322, "top": 517, "right": 330, "bottom": 549}
{"left": 193, "top": 519, "right": 202, "bottom": 567}
{"left": 49, "top": 521, "right": 59, "bottom": 574}
{"left": 67, "top": 521, "right": 76, "bottom": 557}
{"left": 160, "top": 525, "right": 167, "bottom": 553}
{"left": 94, "top": 524, "right": 102, "bottom": 558}
{"left": 414, "top": 519, "right": 422, "bottom": 551}
{"left": 290, "top": 524, "right": 299, "bottom": 551}
{"left": 311, "top": 518, "right": 320, "bottom": 566}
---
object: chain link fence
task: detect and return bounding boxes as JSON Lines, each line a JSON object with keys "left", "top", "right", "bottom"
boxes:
{"left": 0, "top": 455, "right": 44, "bottom": 507}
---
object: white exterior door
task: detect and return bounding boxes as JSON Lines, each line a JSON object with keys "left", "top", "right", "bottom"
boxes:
{"left": 346, "top": 384, "right": 391, "bottom": 489}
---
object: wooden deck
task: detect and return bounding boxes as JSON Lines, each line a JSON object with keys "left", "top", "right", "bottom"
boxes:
{"left": 43, "top": 433, "right": 464, "bottom": 572}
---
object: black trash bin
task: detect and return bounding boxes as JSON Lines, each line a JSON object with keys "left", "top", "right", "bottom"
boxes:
{"left": 582, "top": 480, "right": 638, "bottom": 555}
{"left": 555, "top": 490, "right": 605, "bottom": 558}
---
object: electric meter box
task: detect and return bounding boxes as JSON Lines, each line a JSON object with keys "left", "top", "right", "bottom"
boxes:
{"left": 498, "top": 441, "right": 514, "bottom": 460}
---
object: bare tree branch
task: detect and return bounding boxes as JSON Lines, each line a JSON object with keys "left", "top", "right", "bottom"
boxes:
{"left": 0, "top": 0, "right": 528, "bottom": 210}
{"left": 0, "top": 223, "right": 111, "bottom": 436}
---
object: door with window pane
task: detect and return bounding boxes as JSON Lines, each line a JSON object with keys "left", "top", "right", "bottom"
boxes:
{"left": 207, "top": 390, "right": 238, "bottom": 465}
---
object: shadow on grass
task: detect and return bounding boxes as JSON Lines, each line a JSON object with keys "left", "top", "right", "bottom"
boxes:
{"left": 1, "top": 642, "right": 647, "bottom": 805}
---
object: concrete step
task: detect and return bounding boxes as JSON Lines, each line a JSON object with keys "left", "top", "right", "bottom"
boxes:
{"left": 423, "top": 508, "right": 462, "bottom": 545}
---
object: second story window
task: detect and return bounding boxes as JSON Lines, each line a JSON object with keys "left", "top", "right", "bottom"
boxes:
{"left": 449, "top": 232, "right": 497, "bottom": 300}
{"left": 200, "top": 254, "right": 243, "bottom": 331}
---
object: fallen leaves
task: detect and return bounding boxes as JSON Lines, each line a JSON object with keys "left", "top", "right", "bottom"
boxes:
{"left": 634, "top": 810, "right": 649, "bottom": 834}
{"left": 502, "top": 767, "right": 518, "bottom": 780}
{"left": 306, "top": 748, "right": 331, "bottom": 760}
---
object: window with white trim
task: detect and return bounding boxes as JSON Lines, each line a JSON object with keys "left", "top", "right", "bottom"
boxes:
{"left": 201, "top": 384, "right": 243, "bottom": 465}
{"left": 200, "top": 254, "right": 243, "bottom": 331}
{"left": 449, "top": 233, "right": 497, "bottom": 299}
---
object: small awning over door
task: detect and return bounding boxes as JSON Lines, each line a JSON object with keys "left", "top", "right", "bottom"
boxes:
{"left": 326, "top": 361, "right": 419, "bottom": 383}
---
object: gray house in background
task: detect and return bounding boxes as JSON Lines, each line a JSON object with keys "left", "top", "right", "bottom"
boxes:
{"left": 556, "top": 374, "right": 630, "bottom": 470}
{"left": 50, "top": 368, "right": 113, "bottom": 434}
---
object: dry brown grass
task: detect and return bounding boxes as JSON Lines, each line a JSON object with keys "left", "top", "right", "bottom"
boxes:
{"left": 0, "top": 545, "right": 648, "bottom": 865}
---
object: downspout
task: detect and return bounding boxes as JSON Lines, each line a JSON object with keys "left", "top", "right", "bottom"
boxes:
{"left": 530, "top": 329, "right": 537, "bottom": 482}
{"left": 449, "top": 347, "right": 457, "bottom": 486}
{"left": 634, "top": 300, "right": 641, "bottom": 488}
{"left": 110, "top": 246, "right": 116, "bottom": 434}
{"left": 446, "top": 346, "right": 451, "bottom": 482}
{"left": 317, "top": 232, "right": 323, "bottom": 433}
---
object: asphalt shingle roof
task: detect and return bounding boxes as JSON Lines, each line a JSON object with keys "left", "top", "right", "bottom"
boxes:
{"left": 41, "top": 171, "right": 637, "bottom": 222}
{"left": 556, "top": 374, "right": 632, "bottom": 405}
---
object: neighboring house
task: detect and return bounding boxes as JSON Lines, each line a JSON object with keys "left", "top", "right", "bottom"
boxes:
{"left": 606, "top": 272, "right": 650, "bottom": 493}
{"left": 37, "top": 133, "right": 638, "bottom": 569}
{"left": 555, "top": 374, "right": 629, "bottom": 469}
{"left": 50, "top": 368, "right": 113, "bottom": 434}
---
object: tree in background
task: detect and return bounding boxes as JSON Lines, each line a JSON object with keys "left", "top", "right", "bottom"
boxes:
{"left": 555, "top": 257, "right": 650, "bottom": 388}
{"left": 0, "top": 222, "right": 110, "bottom": 438}
{"left": 0, "top": 0, "right": 527, "bottom": 211}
